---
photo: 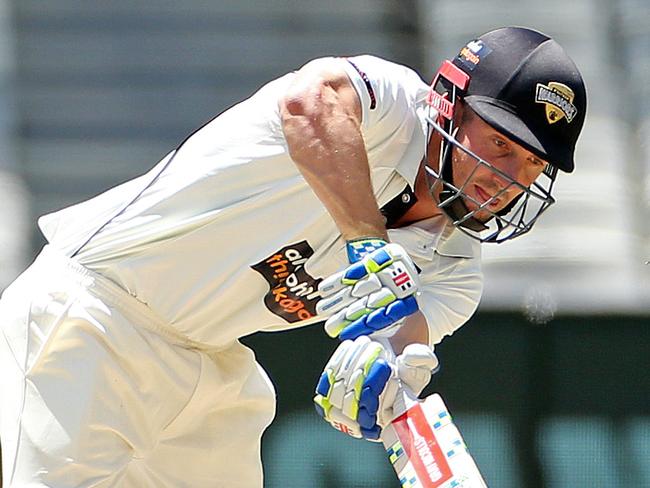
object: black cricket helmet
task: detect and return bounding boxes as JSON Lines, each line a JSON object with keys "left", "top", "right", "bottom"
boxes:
{"left": 425, "top": 26, "right": 587, "bottom": 243}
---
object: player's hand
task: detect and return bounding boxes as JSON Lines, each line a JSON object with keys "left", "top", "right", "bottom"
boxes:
{"left": 316, "top": 243, "right": 420, "bottom": 340}
{"left": 313, "top": 336, "right": 439, "bottom": 441}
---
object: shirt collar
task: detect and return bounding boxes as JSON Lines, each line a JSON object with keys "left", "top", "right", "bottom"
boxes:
{"left": 403, "top": 216, "right": 480, "bottom": 260}
{"left": 435, "top": 223, "right": 481, "bottom": 259}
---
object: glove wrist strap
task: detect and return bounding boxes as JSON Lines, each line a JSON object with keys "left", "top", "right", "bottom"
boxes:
{"left": 345, "top": 237, "right": 388, "bottom": 263}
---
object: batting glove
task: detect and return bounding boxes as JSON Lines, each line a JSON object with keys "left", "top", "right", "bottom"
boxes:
{"left": 314, "top": 336, "right": 439, "bottom": 441}
{"left": 316, "top": 243, "right": 420, "bottom": 340}
{"left": 345, "top": 237, "right": 389, "bottom": 264}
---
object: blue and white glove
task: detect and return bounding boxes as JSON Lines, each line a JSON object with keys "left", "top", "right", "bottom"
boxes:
{"left": 316, "top": 242, "right": 420, "bottom": 340}
{"left": 345, "top": 237, "right": 389, "bottom": 264}
{"left": 314, "top": 336, "right": 439, "bottom": 441}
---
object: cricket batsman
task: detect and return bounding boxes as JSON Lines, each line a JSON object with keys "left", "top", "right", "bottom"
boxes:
{"left": 0, "top": 27, "right": 586, "bottom": 487}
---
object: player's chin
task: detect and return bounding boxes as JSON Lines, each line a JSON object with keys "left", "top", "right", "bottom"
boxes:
{"left": 467, "top": 209, "right": 497, "bottom": 224}
{"left": 462, "top": 199, "right": 500, "bottom": 223}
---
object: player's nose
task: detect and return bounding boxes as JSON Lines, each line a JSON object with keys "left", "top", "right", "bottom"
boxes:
{"left": 490, "top": 157, "right": 527, "bottom": 190}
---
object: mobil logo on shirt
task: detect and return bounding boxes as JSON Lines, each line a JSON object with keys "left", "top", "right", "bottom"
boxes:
{"left": 251, "top": 241, "right": 321, "bottom": 323}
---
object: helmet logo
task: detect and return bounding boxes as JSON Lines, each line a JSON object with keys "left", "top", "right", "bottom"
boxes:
{"left": 456, "top": 39, "right": 492, "bottom": 72}
{"left": 535, "top": 82, "right": 577, "bottom": 124}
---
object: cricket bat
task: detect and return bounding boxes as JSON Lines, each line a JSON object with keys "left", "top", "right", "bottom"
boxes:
{"left": 381, "top": 390, "right": 488, "bottom": 488}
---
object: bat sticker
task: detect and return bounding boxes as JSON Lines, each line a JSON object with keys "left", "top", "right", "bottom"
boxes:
{"left": 382, "top": 394, "right": 488, "bottom": 488}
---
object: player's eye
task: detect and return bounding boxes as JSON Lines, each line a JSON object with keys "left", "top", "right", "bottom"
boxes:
{"left": 493, "top": 136, "right": 508, "bottom": 149}
{"left": 529, "top": 157, "right": 547, "bottom": 168}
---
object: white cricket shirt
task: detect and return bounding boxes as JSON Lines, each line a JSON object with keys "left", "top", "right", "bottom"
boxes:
{"left": 38, "top": 55, "right": 483, "bottom": 348}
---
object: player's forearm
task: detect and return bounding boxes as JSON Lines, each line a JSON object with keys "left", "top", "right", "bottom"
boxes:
{"left": 280, "top": 65, "right": 388, "bottom": 241}
{"left": 389, "top": 312, "right": 430, "bottom": 354}
{"left": 285, "top": 120, "right": 386, "bottom": 240}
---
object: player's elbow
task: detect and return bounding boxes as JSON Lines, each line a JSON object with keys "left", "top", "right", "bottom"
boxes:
{"left": 279, "top": 58, "right": 357, "bottom": 129}
{"left": 280, "top": 76, "right": 331, "bottom": 128}
{"left": 279, "top": 78, "right": 335, "bottom": 164}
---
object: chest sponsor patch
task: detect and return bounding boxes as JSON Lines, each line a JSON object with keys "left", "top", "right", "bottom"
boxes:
{"left": 251, "top": 241, "right": 321, "bottom": 323}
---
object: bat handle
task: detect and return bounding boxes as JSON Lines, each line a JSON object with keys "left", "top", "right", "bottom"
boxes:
{"left": 374, "top": 336, "right": 421, "bottom": 419}
{"left": 392, "top": 385, "right": 420, "bottom": 419}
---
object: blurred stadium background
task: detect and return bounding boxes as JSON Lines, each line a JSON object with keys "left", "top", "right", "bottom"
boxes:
{"left": 0, "top": 0, "right": 648, "bottom": 486}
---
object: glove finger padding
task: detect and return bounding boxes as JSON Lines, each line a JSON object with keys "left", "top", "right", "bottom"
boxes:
{"left": 396, "top": 343, "right": 440, "bottom": 394}
{"left": 316, "top": 244, "right": 421, "bottom": 340}
{"left": 314, "top": 338, "right": 439, "bottom": 442}
{"left": 314, "top": 336, "right": 398, "bottom": 441}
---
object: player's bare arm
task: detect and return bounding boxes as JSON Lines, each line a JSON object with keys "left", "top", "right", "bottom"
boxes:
{"left": 391, "top": 312, "right": 429, "bottom": 353}
{"left": 279, "top": 58, "right": 388, "bottom": 241}
{"left": 281, "top": 60, "right": 430, "bottom": 348}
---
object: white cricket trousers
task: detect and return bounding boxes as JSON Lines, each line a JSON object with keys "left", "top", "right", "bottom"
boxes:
{"left": 0, "top": 246, "right": 276, "bottom": 487}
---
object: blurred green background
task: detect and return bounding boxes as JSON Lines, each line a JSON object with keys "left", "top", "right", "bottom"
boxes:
{"left": 246, "top": 312, "right": 650, "bottom": 486}
{"left": 0, "top": 1, "right": 648, "bottom": 487}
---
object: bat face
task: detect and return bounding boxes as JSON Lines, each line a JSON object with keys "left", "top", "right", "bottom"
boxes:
{"left": 382, "top": 394, "right": 488, "bottom": 488}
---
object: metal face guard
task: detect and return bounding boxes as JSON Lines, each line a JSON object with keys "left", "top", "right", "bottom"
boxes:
{"left": 424, "top": 115, "right": 557, "bottom": 244}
